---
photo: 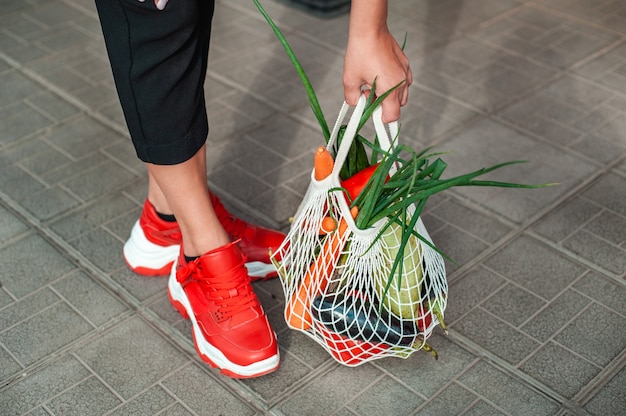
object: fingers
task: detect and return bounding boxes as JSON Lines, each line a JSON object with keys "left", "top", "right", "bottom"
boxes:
{"left": 344, "top": 82, "right": 363, "bottom": 107}
{"left": 155, "top": 0, "right": 168, "bottom": 10}
{"left": 381, "top": 93, "right": 402, "bottom": 123}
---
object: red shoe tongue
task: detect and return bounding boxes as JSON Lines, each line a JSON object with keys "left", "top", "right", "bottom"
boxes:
{"left": 198, "top": 242, "right": 245, "bottom": 276}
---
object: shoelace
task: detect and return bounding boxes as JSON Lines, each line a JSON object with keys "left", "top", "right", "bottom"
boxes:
{"left": 179, "top": 259, "right": 260, "bottom": 322}
{"left": 210, "top": 193, "right": 250, "bottom": 240}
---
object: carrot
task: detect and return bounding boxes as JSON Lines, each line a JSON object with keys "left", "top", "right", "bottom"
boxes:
{"left": 319, "top": 216, "right": 337, "bottom": 235}
{"left": 286, "top": 206, "right": 359, "bottom": 330}
{"left": 314, "top": 146, "right": 334, "bottom": 180}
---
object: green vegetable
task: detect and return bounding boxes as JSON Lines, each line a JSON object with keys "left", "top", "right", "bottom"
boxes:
{"left": 377, "top": 220, "right": 423, "bottom": 319}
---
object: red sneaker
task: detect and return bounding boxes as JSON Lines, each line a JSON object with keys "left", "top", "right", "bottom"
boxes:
{"left": 210, "top": 192, "right": 285, "bottom": 279}
{"left": 168, "top": 242, "right": 280, "bottom": 378}
{"left": 123, "top": 195, "right": 285, "bottom": 279}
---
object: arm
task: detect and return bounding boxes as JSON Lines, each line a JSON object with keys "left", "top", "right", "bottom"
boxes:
{"left": 343, "top": 0, "right": 412, "bottom": 123}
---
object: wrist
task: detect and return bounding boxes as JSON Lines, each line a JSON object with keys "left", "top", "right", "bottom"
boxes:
{"left": 348, "top": 0, "right": 388, "bottom": 39}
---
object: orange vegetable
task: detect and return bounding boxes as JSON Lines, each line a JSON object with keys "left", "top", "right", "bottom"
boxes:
{"left": 319, "top": 216, "right": 337, "bottom": 235}
{"left": 286, "top": 206, "right": 359, "bottom": 330}
{"left": 314, "top": 146, "right": 334, "bottom": 180}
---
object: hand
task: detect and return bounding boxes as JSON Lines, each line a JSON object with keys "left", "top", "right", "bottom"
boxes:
{"left": 138, "top": 0, "right": 169, "bottom": 10}
{"left": 343, "top": 30, "right": 412, "bottom": 123}
{"left": 343, "top": 1, "right": 412, "bottom": 123}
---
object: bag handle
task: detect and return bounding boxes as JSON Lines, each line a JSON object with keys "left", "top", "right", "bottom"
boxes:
{"left": 328, "top": 95, "right": 399, "bottom": 177}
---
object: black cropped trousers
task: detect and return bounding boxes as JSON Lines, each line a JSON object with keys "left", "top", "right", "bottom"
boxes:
{"left": 95, "top": 0, "right": 215, "bottom": 165}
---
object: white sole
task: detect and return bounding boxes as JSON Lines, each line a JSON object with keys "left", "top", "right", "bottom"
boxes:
{"left": 123, "top": 221, "right": 180, "bottom": 273}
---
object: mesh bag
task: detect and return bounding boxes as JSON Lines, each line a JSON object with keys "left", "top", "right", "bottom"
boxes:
{"left": 272, "top": 96, "right": 447, "bottom": 366}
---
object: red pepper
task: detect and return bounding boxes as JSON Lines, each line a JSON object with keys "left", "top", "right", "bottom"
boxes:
{"left": 315, "top": 322, "right": 389, "bottom": 366}
{"left": 340, "top": 163, "right": 386, "bottom": 202}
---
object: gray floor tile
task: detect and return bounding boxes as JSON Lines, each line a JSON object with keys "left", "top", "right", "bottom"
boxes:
{"left": 0, "top": 204, "right": 28, "bottom": 244}
{"left": 584, "top": 364, "right": 626, "bottom": 416}
{"left": 412, "top": 382, "right": 476, "bottom": 416}
{"left": 103, "top": 385, "right": 176, "bottom": 416}
{"left": 347, "top": 375, "right": 425, "bottom": 416}
{"left": 0, "top": 355, "right": 91, "bottom": 415}
{"left": 76, "top": 316, "right": 188, "bottom": 399}
{"left": 374, "top": 333, "right": 477, "bottom": 399}
{"left": 520, "top": 289, "right": 591, "bottom": 342}
{"left": 521, "top": 342, "right": 601, "bottom": 399}
{"left": 52, "top": 271, "right": 128, "bottom": 327}
{"left": 46, "top": 376, "right": 122, "bottom": 416}
{"left": 452, "top": 308, "right": 541, "bottom": 365}
{"left": 277, "top": 363, "right": 383, "bottom": 415}
{"left": 484, "top": 236, "right": 586, "bottom": 300}
{"left": 162, "top": 364, "right": 259, "bottom": 415}
{"left": 573, "top": 272, "right": 626, "bottom": 316}
{"left": 0, "top": 234, "right": 76, "bottom": 299}
{"left": 462, "top": 400, "right": 508, "bottom": 416}
{"left": 554, "top": 303, "right": 626, "bottom": 367}
{"left": 2, "top": 302, "right": 93, "bottom": 367}
{"left": 458, "top": 360, "right": 560, "bottom": 416}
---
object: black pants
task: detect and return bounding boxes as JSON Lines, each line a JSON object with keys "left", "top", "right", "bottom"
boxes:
{"left": 96, "top": 0, "right": 215, "bottom": 165}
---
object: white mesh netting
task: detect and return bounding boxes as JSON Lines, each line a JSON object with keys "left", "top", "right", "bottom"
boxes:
{"left": 271, "top": 98, "right": 448, "bottom": 366}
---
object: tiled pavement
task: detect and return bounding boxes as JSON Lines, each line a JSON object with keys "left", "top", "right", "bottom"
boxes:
{"left": 1, "top": 0, "right": 625, "bottom": 414}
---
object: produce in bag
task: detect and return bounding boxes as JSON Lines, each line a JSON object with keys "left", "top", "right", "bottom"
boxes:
{"left": 256, "top": 0, "right": 553, "bottom": 366}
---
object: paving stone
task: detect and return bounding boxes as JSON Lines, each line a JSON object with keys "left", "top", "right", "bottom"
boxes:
{"left": 52, "top": 271, "right": 128, "bottom": 327}
{"left": 278, "top": 363, "right": 383, "bottom": 415}
{"left": 347, "top": 375, "right": 424, "bottom": 416}
{"left": 0, "top": 355, "right": 90, "bottom": 415}
{"left": 431, "top": 225, "right": 489, "bottom": 274}
{"left": 452, "top": 308, "right": 540, "bottom": 365}
{"left": 463, "top": 400, "right": 508, "bottom": 416}
{"left": 521, "top": 289, "right": 591, "bottom": 342}
{"left": 45, "top": 115, "right": 121, "bottom": 160}
{"left": 76, "top": 316, "right": 188, "bottom": 399}
{"left": 69, "top": 228, "right": 127, "bottom": 273}
{"left": 105, "top": 385, "right": 177, "bottom": 416}
{"left": 532, "top": 197, "right": 603, "bottom": 243}
{"left": 110, "top": 265, "right": 168, "bottom": 303}
{"left": 0, "top": 287, "right": 60, "bottom": 332}
{"left": 61, "top": 160, "right": 140, "bottom": 202}
{"left": 19, "top": 186, "right": 81, "bottom": 221}
{"left": 374, "top": 333, "right": 477, "bottom": 398}
{"left": 563, "top": 230, "right": 626, "bottom": 275}
{"left": 573, "top": 272, "right": 626, "bottom": 316}
{"left": 520, "top": 342, "right": 602, "bottom": 398}
{"left": 432, "top": 200, "right": 512, "bottom": 244}
{"left": 0, "top": 204, "right": 28, "bottom": 244}
{"left": 482, "top": 283, "right": 546, "bottom": 328}
{"left": 582, "top": 172, "right": 626, "bottom": 217}
{"left": 159, "top": 403, "right": 195, "bottom": 416}
{"left": 0, "top": 346, "right": 22, "bottom": 381}
{"left": 458, "top": 360, "right": 560, "bottom": 415}
{"left": 0, "top": 165, "right": 51, "bottom": 200}
{"left": 411, "top": 382, "right": 476, "bottom": 416}
{"left": 0, "top": 234, "right": 76, "bottom": 299}
{"left": 446, "top": 266, "right": 507, "bottom": 324}
{"left": 47, "top": 376, "right": 122, "bottom": 416}
{"left": 584, "top": 365, "right": 626, "bottom": 416}
{"left": 554, "top": 303, "right": 626, "bottom": 367}
{"left": 49, "top": 194, "right": 137, "bottom": 241}
{"left": 163, "top": 364, "right": 259, "bottom": 415}
{"left": 240, "top": 345, "right": 316, "bottom": 402}
{"left": 2, "top": 302, "right": 92, "bottom": 367}
{"left": 484, "top": 236, "right": 586, "bottom": 300}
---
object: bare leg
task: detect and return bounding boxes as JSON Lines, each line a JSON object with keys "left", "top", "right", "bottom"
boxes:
{"left": 146, "top": 144, "right": 229, "bottom": 257}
